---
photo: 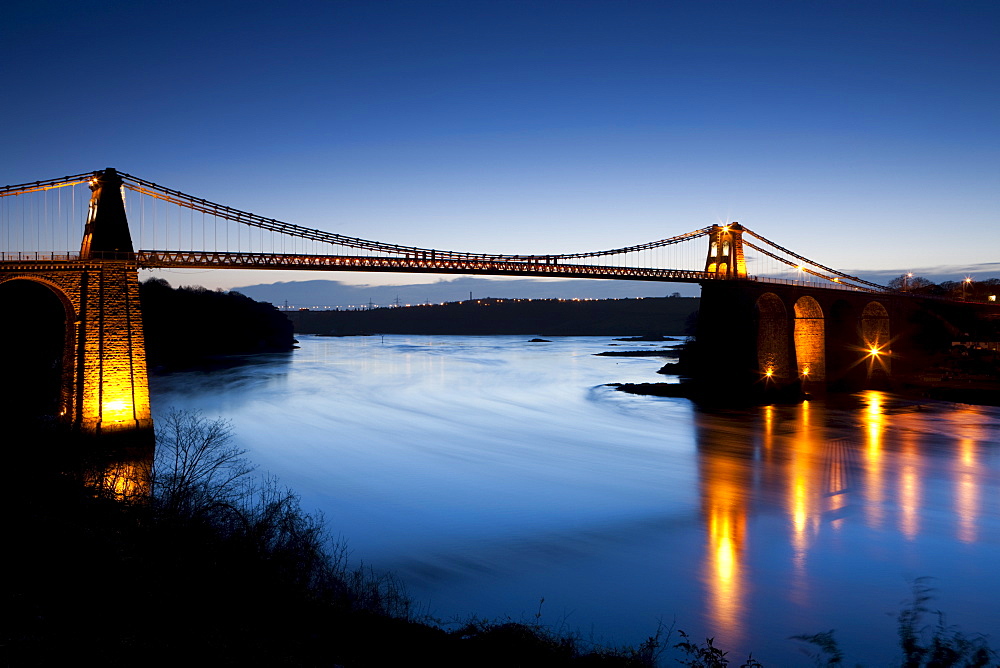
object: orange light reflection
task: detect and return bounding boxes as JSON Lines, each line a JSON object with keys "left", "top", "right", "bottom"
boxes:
{"left": 956, "top": 438, "right": 979, "bottom": 544}
{"left": 863, "top": 391, "right": 885, "bottom": 529}
{"left": 898, "top": 430, "right": 921, "bottom": 540}
{"left": 788, "top": 400, "right": 819, "bottom": 605}
{"left": 701, "top": 442, "right": 748, "bottom": 646}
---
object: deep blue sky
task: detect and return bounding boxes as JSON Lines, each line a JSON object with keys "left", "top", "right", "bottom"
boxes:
{"left": 5, "top": 0, "right": 998, "bottom": 290}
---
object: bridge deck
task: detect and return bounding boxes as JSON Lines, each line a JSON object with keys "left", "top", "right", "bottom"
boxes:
{"left": 0, "top": 251, "right": 882, "bottom": 291}
{"left": 137, "top": 250, "right": 716, "bottom": 282}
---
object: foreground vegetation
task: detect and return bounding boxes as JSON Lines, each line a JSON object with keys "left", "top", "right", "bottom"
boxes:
{"left": 5, "top": 414, "right": 997, "bottom": 666}
{"left": 3, "top": 415, "right": 662, "bottom": 667}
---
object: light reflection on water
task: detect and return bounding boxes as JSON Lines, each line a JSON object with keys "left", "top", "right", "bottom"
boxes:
{"left": 151, "top": 335, "right": 1000, "bottom": 665}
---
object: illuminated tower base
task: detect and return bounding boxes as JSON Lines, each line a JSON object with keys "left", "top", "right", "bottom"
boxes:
{"left": 75, "top": 261, "right": 152, "bottom": 434}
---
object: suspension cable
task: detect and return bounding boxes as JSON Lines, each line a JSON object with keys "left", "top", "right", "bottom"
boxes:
{"left": 118, "top": 171, "right": 711, "bottom": 261}
{"left": 742, "top": 240, "right": 876, "bottom": 290}
{"left": 742, "top": 226, "right": 887, "bottom": 290}
{"left": 0, "top": 172, "right": 98, "bottom": 198}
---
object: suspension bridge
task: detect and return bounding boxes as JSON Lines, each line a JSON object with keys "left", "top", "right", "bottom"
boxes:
{"left": 0, "top": 168, "right": 958, "bottom": 437}
{"left": 1, "top": 168, "right": 887, "bottom": 290}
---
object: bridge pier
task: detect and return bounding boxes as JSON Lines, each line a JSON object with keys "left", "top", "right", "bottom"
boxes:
{"left": 75, "top": 261, "right": 152, "bottom": 434}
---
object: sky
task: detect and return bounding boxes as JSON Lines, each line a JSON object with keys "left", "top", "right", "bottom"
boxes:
{"left": 4, "top": 0, "right": 998, "bottom": 294}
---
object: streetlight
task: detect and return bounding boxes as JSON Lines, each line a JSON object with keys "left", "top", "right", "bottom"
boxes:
{"left": 903, "top": 272, "right": 913, "bottom": 291}
{"left": 963, "top": 277, "right": 973, "bottom": 301}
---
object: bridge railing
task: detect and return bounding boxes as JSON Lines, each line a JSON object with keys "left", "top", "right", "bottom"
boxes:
{"left": 0, "top": 251, "right": 156, "bottom": 262}
{"left": 0, "top": 252, "right": 83, "bottom": 262}
{"left": 750, "top": 275, "right": 883, "bottom": 293}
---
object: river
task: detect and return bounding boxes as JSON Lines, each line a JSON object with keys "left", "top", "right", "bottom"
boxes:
{"left": 150, "top": 334, "right": 1000, "bottom": 665}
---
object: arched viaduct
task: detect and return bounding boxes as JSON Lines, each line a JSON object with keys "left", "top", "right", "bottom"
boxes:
{"left": 695, "top": 280, "right": 930, "bottom": 396}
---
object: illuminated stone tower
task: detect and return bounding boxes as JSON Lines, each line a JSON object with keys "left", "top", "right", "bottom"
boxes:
{"left": 0, "top": 169, "right": 151, "bottom": 435}
{"left": 75, "top": 168, "right": 152, "bottom": 433}
{"left": 704, "top": 223, "right": 748, "bottom": 279}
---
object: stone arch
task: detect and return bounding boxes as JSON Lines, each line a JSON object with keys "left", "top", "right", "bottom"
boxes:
{"left": 756, "top": 292, "right": 789, "bottom": 380}
{"left": 0, "top": 277, "right": 77, "bottom": 419}
{"left": 793, "top": 296, "right": 825, "bottom": 381}
{"left": 0, "top": 274, "right": 78, "bottom": 320}
{"left": 861, "top": 301, "right": 890, "bottom": 349}
{"left": 861, "top": 301, "right": 891, "bottom": 378}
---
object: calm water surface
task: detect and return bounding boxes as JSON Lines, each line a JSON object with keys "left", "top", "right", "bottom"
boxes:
{"left": 151, "top": 335, "right": 1000, "bottom": 665}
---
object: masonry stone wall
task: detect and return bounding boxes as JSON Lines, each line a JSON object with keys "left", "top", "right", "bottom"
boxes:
{"left": 756, "top": 292, "right": 790, "bottom": 381}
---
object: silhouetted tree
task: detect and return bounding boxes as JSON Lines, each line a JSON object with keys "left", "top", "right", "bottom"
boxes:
{"left": 888, "top": 274, "right": 938, "bottom": 293}
{"left": 151, "top": 408, "right": 251, "bottom": 516}
{"left": 140, "top": 278, "right": 295, "bottom": 368}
